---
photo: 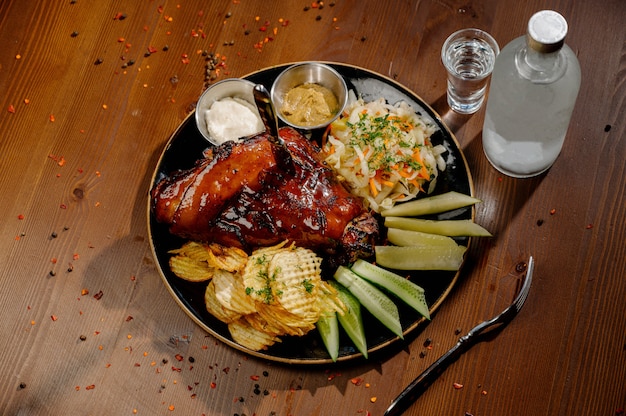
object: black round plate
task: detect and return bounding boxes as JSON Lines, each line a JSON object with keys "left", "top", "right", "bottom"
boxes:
{"left": 148, "top": 62, "right": 474, "bottom": 364}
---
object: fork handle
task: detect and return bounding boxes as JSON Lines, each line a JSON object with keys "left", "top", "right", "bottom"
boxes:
{"left": 383, "top": 338, "right": 471, "bottom": 416}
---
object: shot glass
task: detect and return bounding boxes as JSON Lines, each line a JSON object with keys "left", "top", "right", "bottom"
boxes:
{"left": 441, "top": 28, "right": 499, "bottom": 114}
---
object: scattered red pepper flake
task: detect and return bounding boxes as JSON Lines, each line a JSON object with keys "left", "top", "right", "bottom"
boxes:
{"left": 168, "top": 405, "right": 175, "bottom": 411}
{"left": 250, "top": 375, "right": 260, "bottom": 381}
{"left": 586, "top": 223, "right": 594, "bottom": 229}
{"left": 453, "top": 382, "right": 464, "bottom": 389}
{"left": 126, "top": 315, "right": 134, "bottom": 322}
{"left": 17, "top": 214, "right": 24, "bottom": 220}
{"left": 86, "top": 384, "right": 95, "bottom": 390}
{"left": 351, "top": 377, "right": 363, "bottom": 386}
{"left": 81, "top": 288, "right": 89, "bottom": 295}
{"left": 51, "top": 315, "right": 58, "bottom": 321}
{"left": 8, "top": 104, "right": 15, "bottom": 113}
{"left": 175, "top": 354, "right": 184, "bottom": 361}
{"left": 49, "top": 114, "right": 55, "bottom": 122}
{"left": 550, "top": 208, "right": 556, "bottom": 215}
{"left": 172, "top": 366, "right": 182, "bottom": 372}
{"left": 210, "top": 382, "right": 217, "bottom": 388}
{"left": 93, "top": 290, "right": 104, "bottom": 300}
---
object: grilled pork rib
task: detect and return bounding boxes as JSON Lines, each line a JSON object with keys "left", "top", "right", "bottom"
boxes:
{"left": 151, "top": 127, "right": 378, "bottom": 266}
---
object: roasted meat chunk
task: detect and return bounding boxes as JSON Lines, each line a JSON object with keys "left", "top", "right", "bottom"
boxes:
{"left": 151, "top": 127, "right": 378, "bottom": 266}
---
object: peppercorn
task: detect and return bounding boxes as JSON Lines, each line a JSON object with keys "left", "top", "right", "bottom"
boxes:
{"left": 70, "top": 31, "right": 79, "bottom": 37}
{"left": 18, "top": 382, "right": 26, "bottom": 389}
{"left": 79, "top": 335, "right": 87, "bottom": 341}
{"left": 94, "top": 58, "right": 104, "bottom": 65}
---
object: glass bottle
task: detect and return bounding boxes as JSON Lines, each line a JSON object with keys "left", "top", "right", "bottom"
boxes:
{"left": 482, "top": 10, "right": 581, "bottom": 178}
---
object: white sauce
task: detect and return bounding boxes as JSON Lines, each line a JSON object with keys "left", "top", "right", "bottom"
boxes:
{"left": 204, "top": 97, "right": 264, "bottom": 145}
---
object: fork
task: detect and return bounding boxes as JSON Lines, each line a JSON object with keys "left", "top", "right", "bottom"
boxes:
{"left": 383, "top": 256, "right": 534, "bottom": 416}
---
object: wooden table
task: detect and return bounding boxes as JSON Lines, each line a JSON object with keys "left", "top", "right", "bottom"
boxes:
{"left": 1, "top": 1, "right": 624, "bottom": 415}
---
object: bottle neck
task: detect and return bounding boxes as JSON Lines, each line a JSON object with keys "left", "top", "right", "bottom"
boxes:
{"left": 515, "top": 38, "right": 567, "bottom": 83}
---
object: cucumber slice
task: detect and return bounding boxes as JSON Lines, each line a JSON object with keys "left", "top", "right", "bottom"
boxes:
{"left": 381, "top": 191, "right": 481, "bottom": 217}
{"left": 384, "top": 217, "right": 492, "bottom": 237}
{"left": 316, "top": 312, "right": 340, "bottom": 362}
{"left": 328, "top": 280, "right": 368, "bottom": 359}
{"left": 350, "top": 259, "right": 430, "bottom": 320}
{"left": 375, "top": 244, "right": 466, "bottom": 271}
{"left": 333, "top": 266, "right": 403, "bottom": 339}
{"left": 386, "top": 227, "right": 459, "bottom": 248}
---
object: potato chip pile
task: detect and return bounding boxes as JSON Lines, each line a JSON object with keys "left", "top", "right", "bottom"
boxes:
{"left": 168, "top": 241, "right": 346, "bottom": 351}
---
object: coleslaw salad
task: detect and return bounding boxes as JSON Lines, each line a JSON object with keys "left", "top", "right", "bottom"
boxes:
{"left": 322, "top": 94, "right": 447, "bottom": 212}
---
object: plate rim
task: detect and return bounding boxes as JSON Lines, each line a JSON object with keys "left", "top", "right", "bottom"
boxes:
{"left": 147, "top": 61, "right": 474, "bottom": 365}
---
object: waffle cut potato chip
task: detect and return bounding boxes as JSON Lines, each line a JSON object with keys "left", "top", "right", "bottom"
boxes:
{"left": 317, "top": 280, "right": 347, "bottom": 317}
{"left": 204, "top": 281, "right": 241, "bottom": 324}
{"left": 169, "top": 241, "right": 248, "bottom": 282}
{"left": 206, "top": 244, "right": 248, "bottom": 273}
{"left": 266, "top": 248, "right": 322, "bottom": 323}
{"left": 169, "top": 242, "right": 214, "bottom": 282}
{"left": 228, "top": 318, "right": 281, "bottom": 351}
{"left": 212, "top": 269, "right": 256, "bottom": 315}
{"left": 169, "top": 240, "right": 344, "bottom": 351}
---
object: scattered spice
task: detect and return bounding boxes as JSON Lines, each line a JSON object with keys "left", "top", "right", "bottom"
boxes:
{"left": 453, "top": 382, "right": 464, "bottom": 389}
{"left": 93, "top": 290, "right": 104, "bottom": 300}
{"left": 604, "top": 124, "right": 612, "bottom": 132}
{"left": 70, "top": 31, "right": 79, "bottom": 37}
{"left": 19, "top": 382, "right": 27, "bottom": 389}
{"left": 550, "top": 208, "right": 556, "bottom": 215}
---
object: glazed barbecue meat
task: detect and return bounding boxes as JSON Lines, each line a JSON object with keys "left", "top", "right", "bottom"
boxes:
{"left": 151, "top": 126, "right": 379, "bottom": 266}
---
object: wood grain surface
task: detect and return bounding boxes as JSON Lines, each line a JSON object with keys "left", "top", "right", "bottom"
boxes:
{"left": 1, "top": 1, "right": 624, "bottom": 415}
